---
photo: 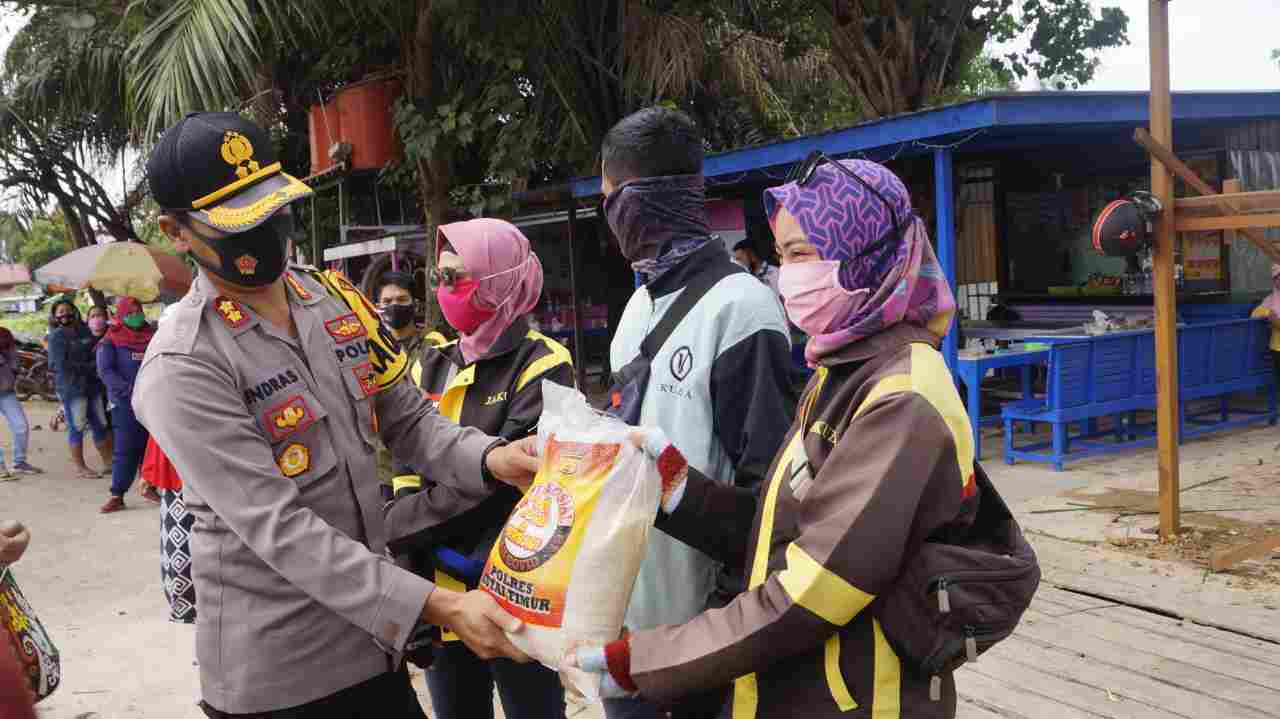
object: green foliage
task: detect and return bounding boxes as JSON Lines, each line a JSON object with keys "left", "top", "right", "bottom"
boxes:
{"left": 990, "top": 0, "right": 1130, "bottom": 90}
{"left": 14, "top": 212, "right": 72, "bottom": 273}
{"left": 0, "top": 312, "right": 54, "bottom": 342}
{"left": 125, "top": 0, "right": 326, "bottom": 137}
{"left": 935, "top": 52, "right": 1018, "bottom": 106}
{"left": 814, "top": 0, "right": 1129, "bottom": 117}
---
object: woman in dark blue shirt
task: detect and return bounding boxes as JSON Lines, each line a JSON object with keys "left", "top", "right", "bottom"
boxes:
{"left": 47, "top": 300, "right": 110, "bottom": 478}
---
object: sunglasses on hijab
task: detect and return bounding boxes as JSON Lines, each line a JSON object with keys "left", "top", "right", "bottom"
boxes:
{"left": 785, "top": 150, "right": 904, "bottom": 263}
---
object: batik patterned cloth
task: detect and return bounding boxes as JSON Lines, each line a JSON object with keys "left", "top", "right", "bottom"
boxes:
{"left": 161, "top": 489, "right": 197, "bottom": 624}
{"left": 0, "top": 565, "right": 60, "bottom": 702}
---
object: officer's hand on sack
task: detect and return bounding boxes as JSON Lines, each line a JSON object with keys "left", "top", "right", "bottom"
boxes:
{"left": 629, "top": 429, "right": 688, "bottom": 515}
{"left": 486, "top": 436, "right": 540, "bottom": 492}
{"left": 0, "top": 521, "right": 30, "bottom": 565}
{"left": 423, "top": 588, "right": 531, "bottom": 663}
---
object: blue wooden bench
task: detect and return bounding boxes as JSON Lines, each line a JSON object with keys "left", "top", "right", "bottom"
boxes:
{"left": 1001, "top": 318, "right": 1276, "bottom": 470}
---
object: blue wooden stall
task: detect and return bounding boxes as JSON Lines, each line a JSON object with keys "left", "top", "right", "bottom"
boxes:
{"left": 569, "top": 91, "right": 1280, "bottom": 371}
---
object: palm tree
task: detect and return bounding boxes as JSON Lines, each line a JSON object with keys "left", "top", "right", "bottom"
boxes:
{"left": 125, "top": 0, "right": 335, "bottom": 136}
{"left": 518, "top": 0, "right": 842, "bottom": 173}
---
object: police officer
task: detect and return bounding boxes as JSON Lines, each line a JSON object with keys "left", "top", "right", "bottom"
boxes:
{"left": 133, "top": 112, "right": 539, "bottom": 718}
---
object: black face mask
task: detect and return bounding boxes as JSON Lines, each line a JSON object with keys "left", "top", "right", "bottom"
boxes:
{"left": 57, "top": 316, "right": 74, "bottom": 326}
{"left": 380, "top": 303, "right": 415, "bottom": 330}
{"left": 187, "top": 213, "right": 294, "bottom": 287}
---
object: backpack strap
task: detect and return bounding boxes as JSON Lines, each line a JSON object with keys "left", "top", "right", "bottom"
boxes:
{"left": 638, "top": 259, "right": 737, "bottom": 360}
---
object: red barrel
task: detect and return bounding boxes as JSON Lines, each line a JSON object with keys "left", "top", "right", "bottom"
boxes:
{"left": 335, "top": 78, "right": 403, "bottom": 171}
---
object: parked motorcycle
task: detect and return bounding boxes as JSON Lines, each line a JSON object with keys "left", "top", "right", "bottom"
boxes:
{"left": 15, "top": 340, "right": 58, "bottom": 402}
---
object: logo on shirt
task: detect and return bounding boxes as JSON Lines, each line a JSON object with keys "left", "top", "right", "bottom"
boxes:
{"left": 263, "top": 395, "right": 314, "bottom": 442}
{"left": 809, "top": 421, "right": 839, "bottom": 445}
{"left": 325, "top": 313, "right": 367, "bottom": 344}
{"left": 670, "top": 346, "right": 694, "bottom": 381}
{"left": 276, "top": 442, "right": 310, "bottom": 478}
{"left": 484, "top": 391, "right": 508, "bottom": 406}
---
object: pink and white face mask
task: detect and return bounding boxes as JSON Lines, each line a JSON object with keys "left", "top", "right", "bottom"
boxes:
{"left": 778, "top": 260, "right": 870, "bottom": 337}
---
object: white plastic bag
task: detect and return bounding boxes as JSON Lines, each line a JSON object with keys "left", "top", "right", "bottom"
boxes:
{"left": 479, "top": 381, "right": 661, "bottom": 699}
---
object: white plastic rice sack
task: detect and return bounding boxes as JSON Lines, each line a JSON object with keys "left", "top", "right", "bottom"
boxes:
{"left": 480, "top": 381, "right": 661, "bottom": 699}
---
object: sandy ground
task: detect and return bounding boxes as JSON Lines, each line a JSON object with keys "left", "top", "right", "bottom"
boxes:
{"left": 5, "top": 399, "right": 1280, "bottom": 718}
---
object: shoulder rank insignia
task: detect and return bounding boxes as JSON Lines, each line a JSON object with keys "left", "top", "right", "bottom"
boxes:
{"left": 352, "top": 362, "right": 378, "bottom": 398}
{"left": 277, "top": 443, "right": 310, "bottom": 478}
{"left": 285, "top": 274, "right": 313, "bottom": 301}
{"left": 214, "top": 297, "right": 250, "bottom": 329}
{"left": 325, "top": 313, "right": 367, "bottom": 344}
{"left": 263, "top": 395, "right": 315, "bottom": 442}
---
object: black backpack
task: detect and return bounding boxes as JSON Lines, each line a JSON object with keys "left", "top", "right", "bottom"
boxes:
{"left": 874, "top": 462, "right": 1041, "bottom": 701}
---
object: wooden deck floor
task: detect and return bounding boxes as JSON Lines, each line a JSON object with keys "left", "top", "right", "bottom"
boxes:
{"left": 956, "top": 586, "right": 1280, "bottom": 718}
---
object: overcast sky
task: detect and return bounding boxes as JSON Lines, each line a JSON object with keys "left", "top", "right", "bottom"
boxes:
{"left": 1072, "top": 0, "right": 1280, "bottom": 92}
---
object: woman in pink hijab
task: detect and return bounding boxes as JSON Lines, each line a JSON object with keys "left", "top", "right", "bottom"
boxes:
{"left": 384, "top": 218, "right": 574, "bottom": 719}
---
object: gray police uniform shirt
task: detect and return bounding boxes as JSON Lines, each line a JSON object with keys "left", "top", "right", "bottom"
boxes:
{"left": 133, "top": 267, "right": 496, "bottom": 713}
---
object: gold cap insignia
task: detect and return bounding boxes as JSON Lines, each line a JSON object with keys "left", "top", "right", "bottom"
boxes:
{"left": 221, "top": 131, "right": 261, "bottom": 179}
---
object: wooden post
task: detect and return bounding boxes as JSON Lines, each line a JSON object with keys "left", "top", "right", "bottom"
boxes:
{"left": 1149, "top": 0, "right": 1180, "bottom": 538}
{"left": 567, "top": 203, "right": 587, "bottom": 390}
{"left": 1222, "top": 179, "right": 1241, "bottom": 291}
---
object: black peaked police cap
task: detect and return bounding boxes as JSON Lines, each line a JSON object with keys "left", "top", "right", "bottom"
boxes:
{"left": 148, "top": 112, "right": 313, "bottom": 234}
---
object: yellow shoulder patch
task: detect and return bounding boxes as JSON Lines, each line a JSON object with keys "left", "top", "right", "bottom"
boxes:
{"left": 517, "top": 330, "right": 575, "bottom": 392}
{"left": 853, "top": 345, "right": 975, "bottom": 488}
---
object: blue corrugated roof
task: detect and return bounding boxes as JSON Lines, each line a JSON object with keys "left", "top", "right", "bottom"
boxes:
{"left": 571, "top": 91, "right": 1280, "bottom": 198}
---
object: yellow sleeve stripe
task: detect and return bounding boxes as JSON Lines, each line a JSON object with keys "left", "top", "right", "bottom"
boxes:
{"left": 908, "top": 344, "right": 976, "bottom": 486}
{"left": 516, "top": 331, "right": 574, "bottom": 392}
{"left": 777, "top": 543, "right": 875, "bottom": 626}
{"left": 392, "top": 475, "right": 422, "bottom": 494}
{"left": 410, "top": 359, "right": 423, "bottom": 388}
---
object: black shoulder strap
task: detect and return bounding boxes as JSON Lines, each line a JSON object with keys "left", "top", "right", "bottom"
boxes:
{"left": 639, "top": 261, "right": 737, "bottom": 360}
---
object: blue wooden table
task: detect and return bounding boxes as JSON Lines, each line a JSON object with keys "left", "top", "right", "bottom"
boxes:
{"left": 956, "top": 348, "right": 1049, "bottom": 460}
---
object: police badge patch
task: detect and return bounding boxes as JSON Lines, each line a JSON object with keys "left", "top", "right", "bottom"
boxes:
{"left": 276, "top": 443, "right": 310, "bottom": 478}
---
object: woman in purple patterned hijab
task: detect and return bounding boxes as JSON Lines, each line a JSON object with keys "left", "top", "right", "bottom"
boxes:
{"left": 764, "top": 158, "right": 955, "bottom": 365}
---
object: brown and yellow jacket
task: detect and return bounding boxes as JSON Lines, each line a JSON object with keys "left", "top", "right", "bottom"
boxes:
{"left": 630, "top": 324, "right": 977, "bottom": 719}
{"left": 384, "top": 318, "right": 574, "bottom": 599}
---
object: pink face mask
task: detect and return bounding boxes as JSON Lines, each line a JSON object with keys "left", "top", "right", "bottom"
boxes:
{"left": 88, "top": 317, "right": 107, "bottom": 335}
{"left": 778, "top": 260, "right": 869, "bottom": 337}
{"left": 436, "top": 279, "right": 496, "bottom": 335}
